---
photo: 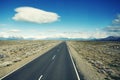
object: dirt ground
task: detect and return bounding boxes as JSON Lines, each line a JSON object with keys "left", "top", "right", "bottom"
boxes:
{"left": 0, "top": 40, "right": 61, "bottom": 78}
{"left": 67, "top": 41, "right": 120, "bottom": 80}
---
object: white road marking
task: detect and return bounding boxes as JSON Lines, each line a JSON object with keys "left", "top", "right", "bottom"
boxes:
{"left": 52, "top": 55, "right": 56, "bottom": 60}
{"left": 67, "top": 45, "right": 81, "bottom": 80}
{"left": 38, "top": 75, "right": 43, "bottom": 80}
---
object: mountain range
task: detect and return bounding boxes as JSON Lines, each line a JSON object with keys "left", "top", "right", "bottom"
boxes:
{"left": 0, "top": 36, "right": 120, "bottom": 41}
{"left": 95, "top": 36, "right": 120, "bottom": 41}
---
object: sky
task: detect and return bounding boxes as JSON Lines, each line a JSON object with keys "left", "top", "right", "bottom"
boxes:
{"left": 0, "top": 0, "right": 120, "bottom": 39}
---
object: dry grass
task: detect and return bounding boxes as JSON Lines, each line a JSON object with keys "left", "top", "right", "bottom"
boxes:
{"left": 67, "top": 41, "right": 120, "bottom": 80}
{"left": 0, "top": 40, "right": 61, "bottom": 78}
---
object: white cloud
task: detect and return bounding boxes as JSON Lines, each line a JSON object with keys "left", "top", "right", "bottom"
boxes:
{"left": 65, "top": 32, "right": 107, "bottom": 39}
{"left": 0, "top": 29, "right": 22, "bottom": 38}
{"left": 35, "top": 31, "right": 107, "bottom": 39}
{"left": 9, "top": 29, "right": 21, "bottom": 33}
{"left": 112, "top": 14, "right": 120, "bottom": 24}
{"left": 91, "top": 31, "right": 108, "bottom": 38}
{"left": 104, "top": 26, "right": 120, "bottom": 32}
{"left": 43, "top": 32, "right": 104, "bottom": 39}
{"left": 12, "top": 7, "right": 60, "bottom": 24}
{"left": 0, "top": 29, "right": 108, "bottom": 39}
{"left": 63, "top": 32, "right": 90, "bottom": 39}
{"left": 104, "top": 14, "right": 120, "bottom": 37}
{"left": 0, "top": 32, "right": 9, "bottom": 38}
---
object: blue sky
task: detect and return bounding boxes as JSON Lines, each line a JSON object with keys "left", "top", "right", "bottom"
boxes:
{"left": 0, "top": 0, "right": 120, "bottom": 39}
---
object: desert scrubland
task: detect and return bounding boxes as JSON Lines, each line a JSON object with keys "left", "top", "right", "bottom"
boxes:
{"left": 0, "top": 40, "right": 61, "bottom": 78}
{"left": 67, "top": 41, "right": 120, "bottom": 80}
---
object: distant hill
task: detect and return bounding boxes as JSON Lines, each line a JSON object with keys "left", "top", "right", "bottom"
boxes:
{"left": 96, "top": 36, "right": 120, "bottom": 41}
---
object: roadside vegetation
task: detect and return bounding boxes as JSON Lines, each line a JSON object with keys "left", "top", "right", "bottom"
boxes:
{"left": 0, "top": 40, "right": 61, "bottom": 78}
{"left": 67, "top": 41, "right": 120, "bottom": 80}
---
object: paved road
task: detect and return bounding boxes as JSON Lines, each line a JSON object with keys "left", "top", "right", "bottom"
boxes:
{"left": 1, "top": 42, "right": 80, "bottom": 80}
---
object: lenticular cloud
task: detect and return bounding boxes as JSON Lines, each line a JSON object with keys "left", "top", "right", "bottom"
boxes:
{"left": 12, "top": 7, "right": 60, "bottom": 24}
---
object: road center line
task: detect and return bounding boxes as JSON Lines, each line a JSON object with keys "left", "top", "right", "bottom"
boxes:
{"left": 52, "top": 55, "right": 56, "bottom": 60}
{"left": 38, "top": 75, "right": 43, "bottom": 80}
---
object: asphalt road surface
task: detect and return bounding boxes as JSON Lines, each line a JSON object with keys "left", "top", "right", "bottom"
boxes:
{"left": 1, "top": 42, "right": 80, "bottom": 80}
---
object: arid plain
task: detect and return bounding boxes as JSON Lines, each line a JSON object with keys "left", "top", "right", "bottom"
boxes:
{"left": 0, "top": 40, "right": 61, "bottom": 78}
{"left": 67, "top": 41, "right": 120, "bottom": 80}
{"left": 0, "top": 40, "right": 120, "bottom": 80}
